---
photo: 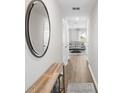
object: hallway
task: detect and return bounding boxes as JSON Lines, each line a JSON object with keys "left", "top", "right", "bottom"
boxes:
{"left": 64, "top": 55, "right": 93, "bottom": 92}
{"left": 25, "top": 0, "right": 98, "bottom": 93}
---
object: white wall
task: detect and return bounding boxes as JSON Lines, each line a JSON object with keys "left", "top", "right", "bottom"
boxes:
{"left": 88, "top": 3, "right": 98, "bottom": 82}
{"left": 69, "top": 30, "right": 79, "bottom": 41}
{"left": 25, "top": 0, "right": 63, "bottom": 90}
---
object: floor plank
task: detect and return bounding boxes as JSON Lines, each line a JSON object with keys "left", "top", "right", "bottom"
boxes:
{"left": 67, "top": 83, "right": 96, "bottom": 93}
{"left": 64, "top": 54, "right": 93, "bottom": 92}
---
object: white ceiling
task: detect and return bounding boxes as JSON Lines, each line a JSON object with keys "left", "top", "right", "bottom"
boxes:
{"left": 56, "top": 0, "right": 97, "bottom": 17}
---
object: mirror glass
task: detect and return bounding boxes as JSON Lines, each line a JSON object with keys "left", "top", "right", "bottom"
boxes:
{"left": 26, "top": 0, "right": 50, "bottom": 57}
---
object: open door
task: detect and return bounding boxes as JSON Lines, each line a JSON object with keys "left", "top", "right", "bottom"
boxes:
{"left": 62, "top": 19, "right": 69, "bottom": 65}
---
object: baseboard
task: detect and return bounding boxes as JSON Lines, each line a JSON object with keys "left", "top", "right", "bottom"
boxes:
{"left": 88, "top": 64, "right": 98, "bottom": 91}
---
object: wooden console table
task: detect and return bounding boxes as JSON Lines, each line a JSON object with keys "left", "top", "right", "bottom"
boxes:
{"left": 26, "top": 63, "right": 65, "bottom": 93}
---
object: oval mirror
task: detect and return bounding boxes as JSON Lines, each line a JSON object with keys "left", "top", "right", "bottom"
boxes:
{"left": 25, "top": 0, "right": 50, "bottom": 57}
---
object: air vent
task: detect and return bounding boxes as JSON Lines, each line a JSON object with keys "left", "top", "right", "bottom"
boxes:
{"left": 72, "top": 7, "right": 80, "bottom": 10}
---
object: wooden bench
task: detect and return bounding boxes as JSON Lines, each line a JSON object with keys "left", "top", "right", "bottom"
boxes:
{"left": 26, "top": 63, "right": 64, "bottom": 93}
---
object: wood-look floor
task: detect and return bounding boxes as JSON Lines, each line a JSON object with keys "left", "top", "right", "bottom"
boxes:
{"left": 67, "top": 83, "right": 96, "bottom": 93}
{"left": 64, "top": 54, "right": 93, "bottom": 92}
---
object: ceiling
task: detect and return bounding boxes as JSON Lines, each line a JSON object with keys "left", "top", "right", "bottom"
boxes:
{"left": 56, "top": 0, "right": 97, "bottom": 17}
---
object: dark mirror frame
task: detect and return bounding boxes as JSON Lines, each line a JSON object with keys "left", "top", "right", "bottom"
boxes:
{"left": 25, "top": 0, "right": 51, "bottom": 58}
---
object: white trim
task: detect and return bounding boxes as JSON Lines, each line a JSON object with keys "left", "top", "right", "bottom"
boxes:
{"left": 88, "top": 63, "right": 98, "bottom": 91}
